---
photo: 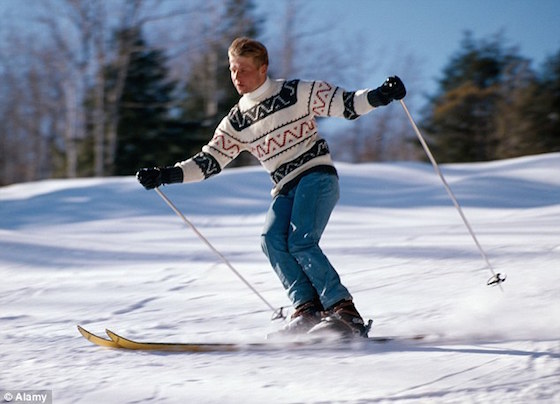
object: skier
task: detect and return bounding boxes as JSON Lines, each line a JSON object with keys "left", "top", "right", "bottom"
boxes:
{"left": 137, "top": 37, "right": 406, "bottom": 338}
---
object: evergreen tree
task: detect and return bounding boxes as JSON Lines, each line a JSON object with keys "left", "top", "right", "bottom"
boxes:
{"left": 493, "top": 57, "right": 537, "bottom": 158}
{"left": 424, "top": 32, "right": 527, "bottom": 162}
{"left": 108, "top": 28, "right": 179, "bottom": 175}
{"left": 534, "top": 51, "right": 560, "bottom": 153}
{"left": 177, "top": 0, "right": 261, "bottom": 166}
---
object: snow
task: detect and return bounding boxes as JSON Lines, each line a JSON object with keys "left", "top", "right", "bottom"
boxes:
{"left": 1, "top": 153, "right": 559, "bottom": 403}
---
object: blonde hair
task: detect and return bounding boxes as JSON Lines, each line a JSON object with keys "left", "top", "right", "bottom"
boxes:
{"left": 228, "top": 37, "right": 269, "bottom": 67}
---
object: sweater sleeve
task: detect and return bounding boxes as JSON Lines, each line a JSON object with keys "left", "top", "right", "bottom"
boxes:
{"left": 308, "top": 80, "right": 375, "bottom": 120}
{"left": 175, "top": 117, "right": 243, "bottom": 183}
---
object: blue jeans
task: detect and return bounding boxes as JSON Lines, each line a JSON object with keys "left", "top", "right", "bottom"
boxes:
{"left": 261, "top": 171, "right": 352, "bottom": 309}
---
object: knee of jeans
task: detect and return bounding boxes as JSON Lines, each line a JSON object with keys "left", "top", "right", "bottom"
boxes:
{"left": 288, "top": 231, "right": 319, "bottom": 254}
{"left": 261, "top": 232, "right": 289, "bottom": 256}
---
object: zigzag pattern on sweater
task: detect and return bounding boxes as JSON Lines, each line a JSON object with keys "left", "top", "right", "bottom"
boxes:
{"left": 210, "top": 131, "right": 241, "bottom": 158}
{"left": 252, "top": 119, "right": 316, "bottom": 160}
{"left": 228, "top": 80, "right": 299, "bottom": 131}
{"left": 343, "top": 91, "right": 359, "bottom": 120}
{"left": 311, "top": 81, "right": 333, "bottom": 115}
{"left": 270, "top": 139, "right": 330, "bottom": 184}
{"left": 192, "top": 152, "right": 221, "bottom": 179}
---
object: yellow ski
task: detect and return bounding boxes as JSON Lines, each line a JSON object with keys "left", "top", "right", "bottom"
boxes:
{"left": 77, "top": 325, "right": 427, "bottom": 353}
{"left": 106, "top": 329, "right": 243, "bottom": 352}
{"left": 77, "top": 325, "right": 120, "bottom": 348}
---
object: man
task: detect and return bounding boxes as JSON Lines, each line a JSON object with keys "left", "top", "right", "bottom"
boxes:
{"left": 137, "top": 37, "right": 406, "bottom": 338}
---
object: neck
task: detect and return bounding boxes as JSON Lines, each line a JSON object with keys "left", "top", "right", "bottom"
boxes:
{"left": 245, "top": 77, "right": 271, "bottom": 100}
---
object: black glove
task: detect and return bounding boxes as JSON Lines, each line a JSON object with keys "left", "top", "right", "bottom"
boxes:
{"left": 136, "top": 166, "right": 183, "bottom": 190}
{"left": 367, "top": 76, "right": 406, "bottom": 107}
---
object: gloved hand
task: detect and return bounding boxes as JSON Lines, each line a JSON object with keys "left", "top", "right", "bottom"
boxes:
{"left": 367, "top": 76, "right": 406, "bottom": 107}
{"left": 136, "top": 166, "right": 183, "bottom": 190}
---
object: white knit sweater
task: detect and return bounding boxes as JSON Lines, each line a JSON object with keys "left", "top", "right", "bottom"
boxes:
{"left": 176, "top": 77, "right": 376, "bottom": 196}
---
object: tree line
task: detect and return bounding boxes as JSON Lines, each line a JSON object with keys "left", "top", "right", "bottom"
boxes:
{"left": 1, "top": 1, "right": 558, "bottom": 186}
{"left": 424, "top": 32, "right": 560, "bottom": 163}
{"left": 0, "top": 0, "right": 261, "bottom": 186}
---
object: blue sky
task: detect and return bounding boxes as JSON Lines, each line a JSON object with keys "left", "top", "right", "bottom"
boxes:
{"left": 2, "top": 0, "right": 559, "bottom": 98}
{"left": 256, "top": 0, "right": 560, "bottom": 95}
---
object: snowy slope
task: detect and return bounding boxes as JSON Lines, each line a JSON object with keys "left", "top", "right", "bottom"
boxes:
{"left": 1, "top": 153, "right": 559, "bottom": 403}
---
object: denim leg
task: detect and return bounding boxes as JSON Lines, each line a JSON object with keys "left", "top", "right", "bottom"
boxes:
{"left": 261, "top": 171, "right": 352, "bottom": 309}
{"left": 288, "top": 172, "right": 352, "bottom": 309}
{"left": 261, "top": 194, "right": 318, "bottom": 307}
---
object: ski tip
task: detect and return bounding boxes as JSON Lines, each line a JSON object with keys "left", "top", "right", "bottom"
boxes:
{"left": 77, "top": 325, "right": 120, "bottom": 348}
{"left": 105, "top": 329, "right": 120, "bottom": 342}
{"left": 77, "top": 324, "right": 90, "bottom": 338}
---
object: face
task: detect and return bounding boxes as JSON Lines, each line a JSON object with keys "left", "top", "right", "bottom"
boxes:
{"left": 229, "top": 55, "right": 267, "bottom": 95}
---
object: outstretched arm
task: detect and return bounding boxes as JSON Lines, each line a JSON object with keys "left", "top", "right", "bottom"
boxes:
{"left": 136, "top": 116, "right": 244, "bottom": 190}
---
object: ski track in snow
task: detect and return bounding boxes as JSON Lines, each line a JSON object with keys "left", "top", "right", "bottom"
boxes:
{"left": 1, "top": 153, "right": 559, "bottom": 403}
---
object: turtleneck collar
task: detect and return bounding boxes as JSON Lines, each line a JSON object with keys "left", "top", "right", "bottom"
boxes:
{"left": 244, "top": 76, "right": 272, "bottom": 101}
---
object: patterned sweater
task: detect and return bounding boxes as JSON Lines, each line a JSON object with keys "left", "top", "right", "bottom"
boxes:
{"left": 176, "top": 77, "right": 376, "bottom": 196}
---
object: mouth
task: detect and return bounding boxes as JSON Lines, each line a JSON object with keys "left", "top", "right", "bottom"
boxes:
{"left": 234, "top": 83, "right": 246, "bottom": 94}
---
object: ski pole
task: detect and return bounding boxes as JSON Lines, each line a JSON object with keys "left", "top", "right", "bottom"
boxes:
{"left": 154, "top": 187, "right": 282, "bottom": 315}
{"left": 399, "top": 99, "right": 505, "bottom": 289}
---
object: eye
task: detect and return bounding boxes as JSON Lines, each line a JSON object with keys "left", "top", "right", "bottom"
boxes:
{"left": 230, "top": 67, "right": 244, "bottom": 75}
